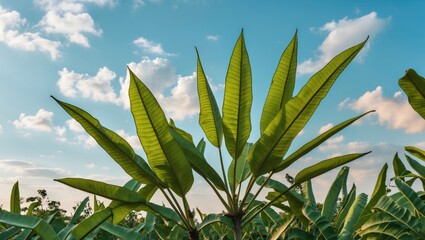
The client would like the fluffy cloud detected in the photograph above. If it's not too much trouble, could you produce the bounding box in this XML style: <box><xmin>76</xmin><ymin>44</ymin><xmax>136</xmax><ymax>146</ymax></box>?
<box><xmin>346</xmin><ymin>86</ymin><xmax>425</xmax><ymax>133</ymax></box>
<box><xmin>58</xmin><ymin>67</ymin><xmax>119</xmax><ymax>103</ymax></box>
<box><xmin>0</xmin><ymin>124</ymin><xmax>3</xmax><ymax>133</ymax></box>
<box><xmin>133</xmin><ymin>37</ymin><xmax>174</xmax><ymax>56</ymax></box>
<box><xmin>298</xmin><ymin>12</ymin><xmax>388</xmax><ymax>74</ymax></box>
<box><xmin>13</xmin><ymin>109</ymin><xmax>55</xmax><ymax>132</ymax></box>
<box><xmin>58</xmin><ymin>57</ymin><xmax>202</xmax><ymax>120</ymax></box>
<box><xmin>318</xmin><ymin>123</ymin><xmax>334</xmax><ymax>135</ymax></box>
<box><xmin>35</xmin><ymin>0</ymin><xmax>103</xmax><ymax>47</ymax></box>
<box><xmin>66</xmin><ymin>119</ymin><xmax>97</xmax><ymax>149</ymax></box>
<box><xmin>0</xmin><ymin>5</ymin><xmax>61</xmax><ymax>59</ymax></box>
<box><xmin>206</xmin><ymin>35</ymin><xmax>219</xmax><ymax>41</ymax></box>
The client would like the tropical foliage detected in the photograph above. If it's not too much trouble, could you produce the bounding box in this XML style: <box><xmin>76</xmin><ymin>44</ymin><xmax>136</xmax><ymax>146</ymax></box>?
<box><xmin>3</xmin><ymin>32</ymin><xmax>425</xmax><ymax>240</ymax></box>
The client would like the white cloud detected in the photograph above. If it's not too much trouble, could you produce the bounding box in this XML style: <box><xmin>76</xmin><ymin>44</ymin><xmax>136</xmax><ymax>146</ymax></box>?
<box><xmin>0</xmin><ymin>124</ymin><xmax>3</xmax><ymax>133</ymax></box>
<box><xmin>347</xmin><ymin>86</ymin><xmax>425</xmax><ymax>133</ymax></box>
<box><xmin>13</xmin><ymin>109</ymin><xmax>55</xmax><ymax>132</ymax></box>
<box><xmin>318</xmin><ymin>123</ymin><xmax>334</xmax><ymax>135</ymax></box>
<box><xmin>35</xmin><ymin>0</ymin><xmax>105</xmax><ymax>47</ymax></box>
<box><xmin>58</xmin><ymin>57</ymin><xmax>202</xmax><ymax>120</ymax></box>
<box><xmin>133</xmin><ymin>37</ymin><xmax>174</xmax><ymax>56</ymax></box>
<box><xmin>116</xmin><ymin>129</ymin><xmax>142</xmax><ymax>150</ymax></box>
<box><xmin>298</xmin><ymin>12</ymin><xmax>388</xmax><ymax>74</ymax></box>
<box><xmin>206</xmin><ymin>35</ymin><xmax>219</xmax><ymax>41</ymax></box>
<box><xmin>58</xmin><ymin>67</ymin><xmax>119</xmax><ymax>103</ymax></box>
<box><xmin>0</xmin><ymin>5</ymin><xmax>61</xmax><ymax>60</ymax></box>
<box><xmin>66</xmin><ymin>119</ymin><xmax>84</xmax><ymax>133</ymax></box>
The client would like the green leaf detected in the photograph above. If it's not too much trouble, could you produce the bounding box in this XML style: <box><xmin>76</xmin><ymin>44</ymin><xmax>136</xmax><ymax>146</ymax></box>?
<box><xmin>398</xmin><ymin>68</ymin><xmax>425</xmax><ymax>119</ymax></box>
<box><xmin>322</xmin><ymin>167</ymin><xmax>349</xmax><ymax>222</ymax></box>
<box><xmin>170</xmin><ymin>127</ymin><xmax>226</xmax><ymax>191</ymax></box>
<box><xmin>362</xmin><ymin>195</ymin><xmax>424</xmax><ymax>238</ymax></box>
<box><xmin>258</xmin><ymin>177</ymin><xmax>308</xmax><ymax>225</ymax></box>
<box><xmin>359</xmin><ymin>212</ymin><xmax>413</xmax><ymax>240</ymax></box>
<box><xmin>260</xmin><ymin>31</ymin><xmax>297</xmax><ymax>133</ymax></box>
<box><xmin>303</xmin><ymin>180</ymin><xmax>317</xmax><ymax>210</ymax></box>
<box><xmin>335</xmin><ymin>184</ymin><xmax>357</xmax><ymax>232</ymax></box>
<box><xmin>0</xmin><ymin>210</ymin><xmax>60</xmax><ymax>240</ymax></box>
<box><xmin>72</xmin><ymin>208</ymin><xmax>112</xmax><ymax>240</ymax></box>
<box><xmin>0</xmin><ymin>226</ymin><xmax>20</xmax><ymax>239</ymax></box>
<box><xmin>196</xmin><ymin>48</ymin><xmax>223</xmax><ymax>148</ymax></box>
<box><xmin>269</xmin><ymin>214</ymin><xmax>295</xmax><ymax>240</ymax></box>
<box><xmin>275</xmin><ymin>111</ymin><xmax>373</xmax><ymax>172</ymax></box>
<box><xmin>197</xmin><ymin>138</ymin><xmax>206</xmax><ymax>154</ymax></box>
<box><xmin>393</xmin><ymin>153</ymin><xmax>408</xmax><ymax>181</ymax></box>
<box><xmin>406</xmin><ymin>155</ymin><xmax>425</xmax><ymax>179</ymax></box>
<box><xmin>198</xmin><ymin>214</ymin><xmax>234</xmax><ymax>231</ymax></box>
<box><xmin>52</xmin><ymin>97</ymin><xmax>158</xmax><ymax>185</ymax></box>
<box><xmin>55</xmin><ymin>178</ymin><xmax>147</xmax><ymax>203</ymax></box>
<box><xmin>222</xmin><ymin>30</ymin><xmax>252</xmax><ymax>160</ymax></box>
<box><xmin>294</xmin><ymin>152</ymin><xmax>370</xmax><ymax>184</ymax></box>
<box><xmin>169</xmin><ymin>225</ymin><xmax>189</xmax><ymax>239</ymax></box>
<box><xmin>302</xmin><ymin>202</ymin><xmax>337</xmax><ymax>240</ymax></box>
<box><xmin>249</xmin><ymin>40</ymin><xmax>367</xmax><ymax>177</ymax></box>
<box><xmin>128</xmin><ymin>68</ymin><xmax>194</xmax><ymax>197</ymax></box>
<box><xmin>406</xmin><ymin>146</ymin><xmax>425</xmax><ymax>162</ymax></box>
<box><xmin>338</xmin><ymin>193</ymin><xmax>367</xmax><ymax>240</ymax></box>
<box><xmin>10</xmin><ymin>181</ymin><xmax>20</xmax><ymax>214</ymax></box>
<box><xmin>249</xmin><ymin>41</ymin><xmax>366</xmax><ymax>176</ymax></box>
<box><xmin>108</xmin><ymin>184</ymin><xmax>158</xmax><ymax>224</ymax></box>
<box><xmin>169</xmin><ymin>119</ymin><xmax>193</xmax><ymax>143</ymax></box>
<box><xmin>228</xmin><ymin>142</ymin><xmax>252</xmax><ymax>192</ymax></box>
<box><xmin>394</xmin><ymin>178</ymin><xmax>425</xmax><ymax>216</ymax></box>
<box><xmin>69</xmin><ymin>197</ymin><xmax>90</xmax><ymax>225</ymax></box>
<box><xmin>100</xmin><ymin>222</ymin><xmax>148</xmax><ymax>240</ymax></box>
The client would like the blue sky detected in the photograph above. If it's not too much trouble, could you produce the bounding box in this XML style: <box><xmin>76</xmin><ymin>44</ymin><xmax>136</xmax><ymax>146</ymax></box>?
<box><xmin>1</xmin><ymin>0</ymin><xmax>424</xmax><ymax>213</ymax></box>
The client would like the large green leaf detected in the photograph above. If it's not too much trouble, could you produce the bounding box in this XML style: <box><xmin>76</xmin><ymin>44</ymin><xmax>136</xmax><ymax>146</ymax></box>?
<box><xmin>69</xmin><ymin>197</ymin><xmax>90</xmax><ymax>224</ymax></box>
<box><xmin>198</xmin><ymin>214</ymin><xmax>234</xmax><ymax>231</ymax></box>
<box><xmin>10</xmin><ymin>181</ymin><xmax>20</xmax><ymax>214</ymax></box>
<box><xmin>52</xmin><ymin>97</ymin><xmax>158</xmax><ymax>185</ymax></box>
<box><xmin>0</xmin><ymin>226</ymin><xmax>20</xmax><ymax>239</ymax></box>
<box><xmin>394</xmin><ymin>178</ymin><xmax>425</xmax><ymax>216</ymax></box>
<box><xmin>269</xmin><ymin>214</ymin><xmax>295</xmax><ymax>240</ymax></box>
<box><xmin>406</xmin><ymin>155</ymin><xmax>425</xmax><ymax>179</ymax></box>
<box><xmin>338</xmin><ymin>193</ymin><xmax>367</xmax><ymax>240</ymax></box>
<box><xmin>228</xmin><ymin>142</ymin><xmax>253</xmax><ymax>192</ymax></box>
<box><xmin>128</xmin><ymin>68</ymin><xmax>193</xmax><ymax>197</ymax></box>
<box><xmin>260</xmin><ymin>31</ymin><xmax>298</xmax><ymax>133</ymax></box>
<box><xmin>222</xmin><ymin>30</ymin><xmax>252</xmax><ymax>160</ymax></box>
<box><xmin>303</xmin><ymin>180</ymin><xmax>317</xmax><ymax>210</ymax></box>
<box><xmin>356</xmin><ymin>163</ymin><xmax>388</xmax><ymax>229</ymax></box>
<box><xmin>170</xmin><ymin>127</ymin><xmax>226</xmax><ymax>191</ymax></box>
<box><xmin>321</xmin><ymin>167</ymin><xmax>349</xmax><ymax>222</ymax></box>
<box><xmin>0</xmin><ymin>210</ymin><xmax>60</xmax><ymax>240</ymax></box>
<box><xmin>294</xmin><ymin>152</ymin><xmax>370</xmax><ymax>184</ymax></box>
<box><xmin>55</xmin><ymin>178</ymin><xmax>147</xmax><ymax>203</ymax></box>
<box><xmin>393</xmin><ymin>153</ymin><xmax>409</xmax><ymax>182</ymax></box>
<box><xmin>108</xmin><ymin>184</ymin><xmax>158</xmax><ymax>224</ymax></box>
<box><xmin>249</xmin><ymin>40</ymin><xmax>367</xmax><ymax>177</ymax></box>
<box><xmin>302</xmin><ymin>202</ymin><xmax>337</xmax><ymax>240</ymax></box>
<box><xmin>398</xmin><ymin>68</ymin><xmax>425</xmax><ymax>119</ymax></box>
<box><xmin>359</xmin><ymin>212</ymin><xmax>413</xmax><ymax>240</ymax></box>
<box><xmin>275</xmin><ymin>111</ymin><xmax>373</xmax><ymax>172</ymax></box>
<box><xmin>72</xmin><ymin>208</ymin><xmax>112</xmax><ymax>240</ymax></box>
<box><xmin>361</xmin><ymin>195</ymin><xmax>425</xmax><ymax>238</ymax></box>
<box><xmin>335</xmin><ymin>184</ymin><xmax>357</xmax><ymax>232</ymax></box>
<box><xmin>197</xmin><ymin>48</ymin><xmax>223</xmax><ymax>148</ymax></box>
<box><xmin>405</xmin><ymin>146</ymin><xmax>425</xmax><ymax>161</ymax></box>
<box><xmin>100</xmin><ymin>222</ymin><xmax>148</xmax><ymax>240</ymax></box>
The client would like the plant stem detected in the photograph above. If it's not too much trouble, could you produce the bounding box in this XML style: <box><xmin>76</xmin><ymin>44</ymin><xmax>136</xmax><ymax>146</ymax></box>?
<box><xmin>206</xmin><ymin>179</ymin><xmax>232</xmax><ymax>211</ymax></box>
<box><xmin>242</xmin><ymin>184</ymin><xmax>296</xmax><ymax>227</ymax></box>
<box><xmin>232</xmin><ymin>214</ymin><xmax>242</xmax><ymax>240</ymax></box>
<box><xmin>238</xmin><ymin>176</ymin><xmax>256</xmax><ymax>211</ymax></box>
<box><xmin>218</xmin><ymin>147</ymin><xmax>229</xmax><ymax>191</ymax></box>
<box><xmin>242</xmin><ymin>173</ymin><xmax>273</xmax><ymax>212</ymax></box>
<box><xmin>159</xmin><ymin>188</ymin><xmax>190</xmax><ymax>229</ymax></box>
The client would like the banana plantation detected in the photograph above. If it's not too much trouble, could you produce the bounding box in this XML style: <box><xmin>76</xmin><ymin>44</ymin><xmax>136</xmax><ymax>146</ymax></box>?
<box><xmin>1</xmin><ymin>31</ymin><xmax>425</xmax><ymax>239</ymax></box>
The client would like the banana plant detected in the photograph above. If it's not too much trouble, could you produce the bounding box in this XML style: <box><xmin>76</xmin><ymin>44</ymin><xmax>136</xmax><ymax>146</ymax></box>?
<box><xmin>52</xmin><ymin>30</ymin><xmax>371</xmax><ymax>239</ymax></box>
